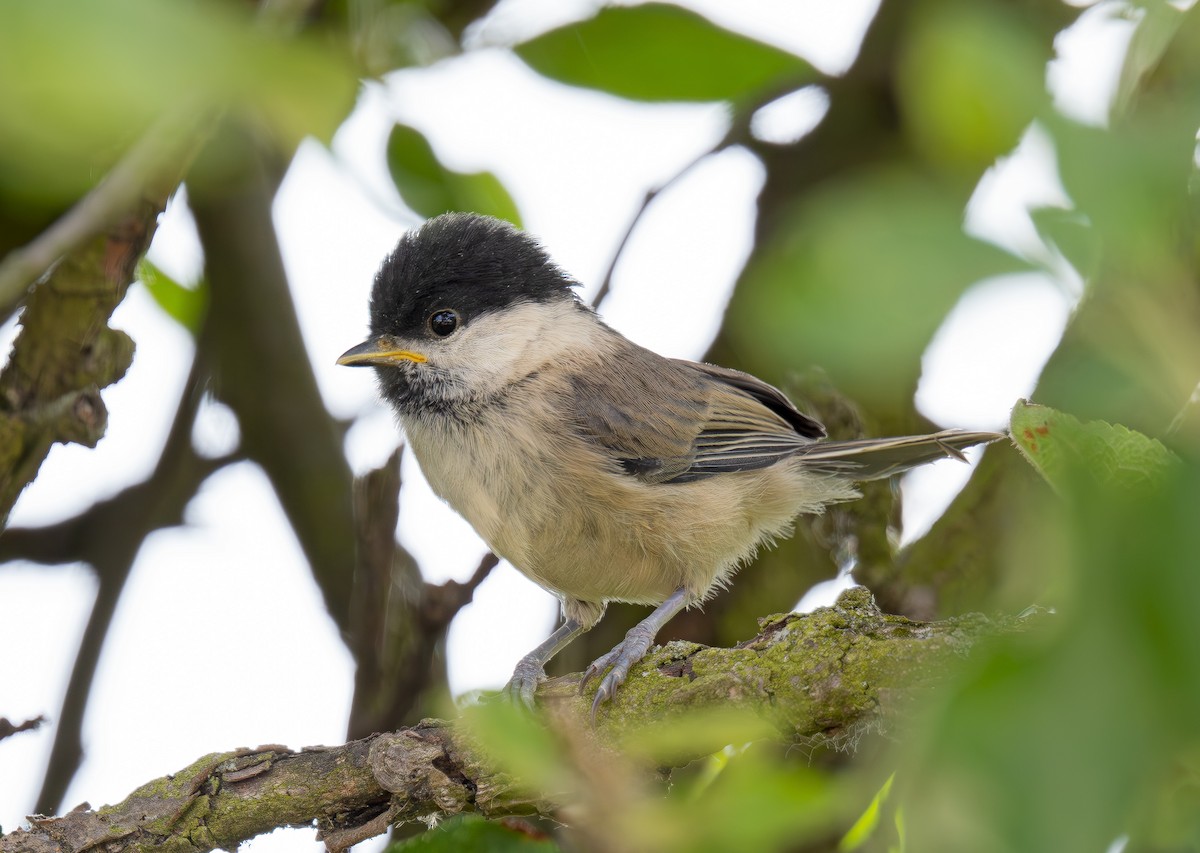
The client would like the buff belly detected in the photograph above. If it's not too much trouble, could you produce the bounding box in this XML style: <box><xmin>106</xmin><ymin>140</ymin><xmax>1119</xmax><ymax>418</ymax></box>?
<box><xmin>403</xmin><ymin>410</ymin><xmax>854</xmax><ymax>618</ymax></box>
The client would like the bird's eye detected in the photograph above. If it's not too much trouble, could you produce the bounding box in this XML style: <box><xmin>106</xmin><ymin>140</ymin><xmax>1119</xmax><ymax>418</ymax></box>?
<box><xmin>429</xmin><ymin>310</ymin><xmax>459</xmax><ymax>337</ymax></box>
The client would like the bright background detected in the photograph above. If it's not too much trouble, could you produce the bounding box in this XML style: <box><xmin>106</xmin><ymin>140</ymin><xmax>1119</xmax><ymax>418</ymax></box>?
<box><xmin>0</xmin><ymin>1</ymin><xmax>1131</xmax><ymax>848</ymax></box>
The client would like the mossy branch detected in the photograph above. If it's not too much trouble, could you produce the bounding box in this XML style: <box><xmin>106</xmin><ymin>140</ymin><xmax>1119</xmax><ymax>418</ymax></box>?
<box><xmin>0</xmin><ymin>208</ymin><xmax>154</xmax><ymax>523</ymax></box>
<box><xmin>0</xmin><ymin>589</ymin><xmax>1036</xmax><ymax>853</ymax></box>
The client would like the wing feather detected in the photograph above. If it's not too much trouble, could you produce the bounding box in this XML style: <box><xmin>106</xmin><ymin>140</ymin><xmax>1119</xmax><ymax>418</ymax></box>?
<box><xmin>568</xmin><ymin>354</ymin><xmax>822</xmax><ymax>484</ymax></box>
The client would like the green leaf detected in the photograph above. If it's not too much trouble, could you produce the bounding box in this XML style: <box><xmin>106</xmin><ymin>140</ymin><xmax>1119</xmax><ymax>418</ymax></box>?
<box><xmin>618</xmin><ymin>708</ymin><xmax>775</xmax><ymax>768</ymax></box>
<box><xmin>1029</xmin><ymin>206</ymin><xmax>1099</xmax><ymax>280</ymax></box>
<box><xmin>840</xmin><ymin>773</ymin><xmax>896</xmax><ymax>851</ymax></box>
<box><xmin>136</xmin><ymin>260</ymin><xmax>207</xmax><ymax>336</ymax></box>
<box><xmin>0</xmin><ymin>0</ymin><xmax>355</xmax><ymax>204</ymax></box>
<box><xmin>728</xmin><ymin>167</ymin><xmax>1027</xmax><ymax>411</ymax></box>
<box><xmin>1049</xmin><ymin>113</ymin><xmax>1197</xmax><ymax>277</ymax></box>
<box><xmin>1010</xmin><ymin>399</ymin><xmax>1178</xmax><ymax>491</ymax></box>
<box><xmin>458</xmin><ymin>701</ymin><xmax>574</xmax><ymax>795</ymax></box>
<box><xmin>386</xmin><ymin>124</ymin><xmax>522</xmax><ymax>225</ymax></box>
<box><xmin>385</xmin><ymin>815</ymin><xmax>560</xmax><ymax>852</ymax></box>
<box><xmin>514</xmin><ymin>4</ymin><xmax>815</xmax><ymax>103</ymax></box>
<box><xmin>625</xmin><ymin>744</ymin><xmax>839</xmax><ymax>852</ymax></box>
<box><xmin>1112</xmin><ymin>2</ymin><xmax>1186</xmax><ymax>118</ymax></box>
<box><xmin>897</xmin><ymin>5</ymin><xmax>1049</xmax><ymax>174</ymax></box>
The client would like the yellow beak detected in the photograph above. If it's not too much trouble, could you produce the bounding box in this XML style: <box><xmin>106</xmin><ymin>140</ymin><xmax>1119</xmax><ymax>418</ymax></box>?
<box><xmin>336</xmin><ymin>337</ymin><xmax>428</xmax><ymax>367</ymax></box>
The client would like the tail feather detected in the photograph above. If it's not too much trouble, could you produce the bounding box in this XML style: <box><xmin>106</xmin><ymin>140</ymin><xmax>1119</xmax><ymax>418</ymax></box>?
<box><xmin>797</xmin><ymin>429</ymin><xmax>1006</xmax><ymax>481</ymax></box>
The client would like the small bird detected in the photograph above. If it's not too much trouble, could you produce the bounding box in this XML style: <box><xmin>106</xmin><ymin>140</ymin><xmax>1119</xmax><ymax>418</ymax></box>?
<box><xmin>339</xmin><ymin>213</ymin><xmax>1003</xmax><ymax>716</ymax></box>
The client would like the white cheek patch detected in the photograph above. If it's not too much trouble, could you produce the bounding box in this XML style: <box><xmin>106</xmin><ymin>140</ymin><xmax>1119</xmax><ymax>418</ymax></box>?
<box><xmin>432</xmin><ymin>300</ymin><xmax>606</xmax><ymax>394</ymax></box>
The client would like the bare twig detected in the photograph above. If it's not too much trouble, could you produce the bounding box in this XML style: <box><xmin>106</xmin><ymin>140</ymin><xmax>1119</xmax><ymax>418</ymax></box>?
<box><xmin>16</xmin><ymin>356</ymin><xmax>241</xmax><ymax>816</ymax></box>
<box><xmin>590</xmin><ymin>140</ymin><xmax>732</xmax><ymax>310</ymax></box>
<box><xmin>422</xmin><ymin>551</ymin><xmax>499</xmax><ymax>630</ymax></box>
<box><xmin>346</xmin><ymin>444</ymin><xmax>499</xmax><ymax>737</ymax></box>
<box><xmin>0</xmin><ymin>716</ymin><xmax>46</xmax><ymax>743</ymax></box>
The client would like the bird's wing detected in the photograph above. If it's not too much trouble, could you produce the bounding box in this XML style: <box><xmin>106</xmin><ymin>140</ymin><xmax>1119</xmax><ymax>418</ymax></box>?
<box><xmin>683</xmin><ymin>361</ymin><xmax>825</xmax><ymax>439</ymax></box>
<box><xmin>567</xmin><ymin>357</ymin><xmax>823</xmax><ymax>485</ymax></box>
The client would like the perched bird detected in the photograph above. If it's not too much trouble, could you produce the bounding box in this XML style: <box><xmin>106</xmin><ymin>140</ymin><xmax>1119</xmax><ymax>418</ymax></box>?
<box><xmin>338</xmin><ymin>213</ymin><xmax>1003</xmax><ymax>715</ymax></box>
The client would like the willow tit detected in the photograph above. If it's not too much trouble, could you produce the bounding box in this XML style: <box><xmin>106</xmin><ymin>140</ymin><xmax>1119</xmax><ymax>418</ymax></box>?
<box><xmin>338</xmin><ymin>213</ymin><xmax>1003</xmax><ymax>715</ymax></box>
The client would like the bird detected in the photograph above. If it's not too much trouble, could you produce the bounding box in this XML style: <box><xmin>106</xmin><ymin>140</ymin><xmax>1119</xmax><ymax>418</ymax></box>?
<box><xmin>338</xmin><ymin>212</ymin><xmax>1004</xmax><ymax>717</ymax></box>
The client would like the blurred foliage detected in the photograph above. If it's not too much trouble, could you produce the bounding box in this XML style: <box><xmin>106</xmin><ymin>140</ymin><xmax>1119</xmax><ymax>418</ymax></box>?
<box><xmin>0</xmin><ymin>0</ymin><xmax>355</xmax><ymax>210</ymax></box>
<box><xmin>731</xmin><ymin>167</ymin><xmax>1027</xmax><ymax>411</ymax></box>
<box><xmin>460</xmin><ymin>699</ymin><xmax>847</xmax><ymax>853</ymax></box>
<box><xmin>4</xmin><ymin>0</ymin><xmax>1200</xmax><ymax>851</ymax></box>
<box><xmin>900</xmin><ymin>451</ymin><xmax>1200</xmax><ymax>853</ymax></box>
<box><xmin>384</xmin><ymin>815</ymin><xmax>559</xmax><ymax>853</ymax></box>
<box><xmin>839</xmin><ymin>772</ymin><xmax>899</xmax><ymax>852</ymax></box>
<box><xmin>897</xmin><ymin>5</ymin><xmax>1051</xmax><ymax>177</ymax></box>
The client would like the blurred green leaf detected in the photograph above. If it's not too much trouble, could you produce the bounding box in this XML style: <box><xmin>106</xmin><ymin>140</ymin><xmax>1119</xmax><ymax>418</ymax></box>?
<box><xmin>1010</xmin><ymin>399</ymin><xmax>1178</xmax><ymax>491</ymax></box>
<box><xmin>459</xmin><ymin>701</ymin><xmax>574</xmax><ymax>796</ymax></box>
<box><xmin>840</xmin><ymin>772</ymin><xmax>895</xmax><ymax>851</ymax></box>
<box><xmin>901</xmin><ymin>454</ymin><xmax>1200</xmax><ymax>852</ymax></box>
<box><xmin>1113</xmin><ymin>1</ymin><xmax>1187</xmax><ymax>117</ymax></box>
<box><xmin>619</xmin><ymin>708</ymin><xmax>775</xmax><ymax>768</ymax></box>
<box><xmin>623</xmin><ymin>744</ymin><xmax>840</xmax><ymax>852</ymax></box>
<box><xmin>514</xmin><ymin>4</ymin><xmax>815</xmax><ymax>103</ymax></box>
<box><xmin>387</xmin><ymin>123</ymin><xmax>522</xmax><ymax>225</ymax></box>
<box><xmin>1029</xmin><ymin>205</ymin><xmax>1099</xmax><ymax>280</ymax></box>
<box><xmin>137</xmin><ymin>260</ymin><xmax>207</xmax><ymax>336</ymax></box>
<box><xmin>0</xmin><ymin>0</ymin><xmax>355</xmax><ymax>204</ymax></box>
<box><xmin>385</xmin><ymin>815</ymin><xmax>559</xmax><ymax>852</ymax></box>
<box><xmin>898</xmin><ymin>4</ymin><xmax>1049</xmax><ymax>174</ymax></box>
<box><xmin>729</xmin><ymin>168</ymin><xmax>1026</xmax><ymax>410</ymax></box>
<box><xmin>1049</xmin><ymin>113</ymin><xmax>1197</xmax><ymax>277</ymax></box>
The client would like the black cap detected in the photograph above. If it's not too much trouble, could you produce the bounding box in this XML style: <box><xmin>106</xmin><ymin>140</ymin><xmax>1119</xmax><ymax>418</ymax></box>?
<box><xmin>368</xmin><ymin>213</ymin><xmax>578</xmax><ymax>339</ymax></box>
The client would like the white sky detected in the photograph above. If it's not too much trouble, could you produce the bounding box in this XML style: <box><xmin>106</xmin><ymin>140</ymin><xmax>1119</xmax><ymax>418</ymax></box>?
<box><xmin>0</xmin><ymin>2</ymin><xmax>1133</xmax><ymax>850</ymax></box>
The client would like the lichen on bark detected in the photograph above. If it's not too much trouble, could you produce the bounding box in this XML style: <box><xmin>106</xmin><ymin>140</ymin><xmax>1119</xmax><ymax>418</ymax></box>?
<box><xmin>0</xmin><ymin>205</ymin><xmax>156</xmax><ymax>523</ymax></box>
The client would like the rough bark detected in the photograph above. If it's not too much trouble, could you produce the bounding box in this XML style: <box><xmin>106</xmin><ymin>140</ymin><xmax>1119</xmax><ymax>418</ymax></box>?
<box><xmin>0</xmin><ymin>588</ymin><xmax>1036</xmax><ymax>853</ymax></box>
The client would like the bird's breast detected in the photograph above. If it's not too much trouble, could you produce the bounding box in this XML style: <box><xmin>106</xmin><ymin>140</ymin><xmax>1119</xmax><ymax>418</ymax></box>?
<box><xmin>398</xmin><ymin>396</ymin><xmax>832</xmax><ymax>610</ymax></box>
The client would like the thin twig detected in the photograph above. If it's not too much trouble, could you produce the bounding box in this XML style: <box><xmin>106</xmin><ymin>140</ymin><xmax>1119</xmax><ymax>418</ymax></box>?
<box><xmin>0</xmin><ymin>715</ymin><xmax>45</xmax><ymax>743</ymax></box>
<box><xmin>422</xmin><ymin>551</ymin><xmax>500</xmax><ymax>630</ymax></box>
<box><xmin>590</xmin><ymin>137</ymin><xmax>733</xmax><ymax>310</ymax></box>
<box><xmin>31</xmin><ymin>356</ymin><xmax>234</xmax><ymax>815</ymax></box>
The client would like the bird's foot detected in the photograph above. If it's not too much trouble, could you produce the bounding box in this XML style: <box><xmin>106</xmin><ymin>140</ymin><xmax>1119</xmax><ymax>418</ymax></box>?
<box><xmin>505</xmin><ymin>654</ymin><xmax>547</xmax><ymax>709</ymax></box>
<box><xmin>580</xmin><ymin>622</ymin><xmax>658</xmax><ymax>723</ymax></box>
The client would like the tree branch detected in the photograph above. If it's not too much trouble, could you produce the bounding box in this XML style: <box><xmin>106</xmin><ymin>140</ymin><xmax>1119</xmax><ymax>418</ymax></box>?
<box><xmin>189</xmin><ymin>124</ymin><xmax>358</xmax><ymax>636</ymax></box>
<box><xmin>1</xmin><ymin>589</ymin><xmax>1037</xmax><ymax>853</ymax></box>
<box><xmin>0</xmin><ymin>203</ymin><xmax>158</xmax><ymax>524</ymax></box>
<box><xmin>0</xmin><ymin>114</ymin><xmax>205</xmax><ymax>323</ymax></box>
<box><xmin>4</xmin><ymin>355</ymin><xmax>241</xmax><ymax>817</ymax></box>
<box><xmin>347</xmin><ymin>448</ymin><xmax>499</xmax><ymax>738</ymax></box>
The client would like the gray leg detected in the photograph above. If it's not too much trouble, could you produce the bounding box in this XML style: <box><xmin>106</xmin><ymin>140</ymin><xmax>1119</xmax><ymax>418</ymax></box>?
<box><xmin>506</xmin><ymin>618</ymin><xmax>588</xmax><ymax>707</ymax></box>
<box><xmin>581</xmin><ymin>586</ymin><xmax>689</xmax><ymax>721</ymax></box>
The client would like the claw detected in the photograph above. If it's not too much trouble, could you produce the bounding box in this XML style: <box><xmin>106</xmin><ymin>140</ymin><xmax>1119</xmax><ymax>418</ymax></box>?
<box><xmin>505</xmin><ymin>618</ymin><xmax>588</xmax><ymax>710</ymax></box>
<box><xmin>579</xmin><ymin>648</ymin><xmax>620</xmax><ymax>694</ymax></box>
<box><xmin>580</xmin><ymin>586</ymin><xmax>691</xmax><ymax>724</ymax></box>
<box><xmin>581</xmin><ymin>632</ymin><xmax>654</xmax><ymax>723</ymax></box>
<box><xmin>505</xmin><ymin>657</ymin><xmax>545</xmax><ymax>709</ymax></box>
<box><xmin>590</xmin><ymin>679</ymin><xmax>614</xmax><ymax>726</ymax></box>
